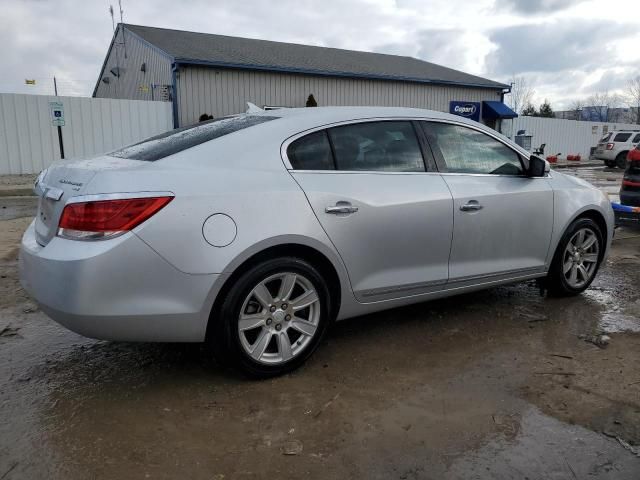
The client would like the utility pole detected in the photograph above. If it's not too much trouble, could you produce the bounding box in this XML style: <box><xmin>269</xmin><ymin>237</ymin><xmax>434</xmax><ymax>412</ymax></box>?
<box><xmin>119</xmin><ymin>0</ymin><xmax>127</xmax><ymax>58</ymax></box>
<box><xmin>53</xmin><ymin>76</ymin><xmax>64</xmax><ymax>159</ymax></box>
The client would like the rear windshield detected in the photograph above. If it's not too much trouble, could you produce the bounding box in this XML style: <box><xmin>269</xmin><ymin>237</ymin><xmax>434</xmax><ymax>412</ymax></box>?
<box><xmin>613</xmin><ymin>132</ymin><xmax>632</xmax><ymax>142</ymax></box>
<box><xmin>599</xmin><ymin>132</ymin><xmax>612</xmax><ymax>142</ymax></box>
<box><xmin>109</xmin><ymin>115</ymin><xmax>278</xmax><ymax>161</ymax></box>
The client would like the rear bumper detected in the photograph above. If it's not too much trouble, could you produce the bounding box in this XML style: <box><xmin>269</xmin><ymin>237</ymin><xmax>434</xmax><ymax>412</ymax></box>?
<box><xmin>613</xmin><ymin>200</ymin><xmax>640</xmax><ymax>229</ymax></box>
<box><xmin>594</xmin><ymin>151</ymin><xmax>616</xmax><ymax>161</ymax></box>
<box><xmin>19</xmin><ymin>220</ymin><xmax>223</xmax><ymax>342</ymax></box>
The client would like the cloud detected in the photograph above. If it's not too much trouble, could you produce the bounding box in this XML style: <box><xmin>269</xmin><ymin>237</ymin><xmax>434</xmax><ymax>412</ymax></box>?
<box><xmin>379</xmin><ymin>29</ymin><xmax>495</xmax><ymax>77</ymax></box>
<box><xmin>0</xmin><ymin>0</ymin><xmax>638</xmax><ymax>111</ymax></box>
<box><xmin>501</xmin><ymin>0</ymin><xmax>583</xmax><ymax>13</ymax></box>
<box><xmin>485</xmin><ymin>21</ymin><xmax>637</xmax><ymax>76</ymax></box>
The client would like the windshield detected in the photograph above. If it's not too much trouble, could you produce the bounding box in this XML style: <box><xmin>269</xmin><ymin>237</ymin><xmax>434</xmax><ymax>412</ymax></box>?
<box><xmin>109</xmin><ymin>115</ymin><xmax>279</xmax><ymax>161</ymax></box>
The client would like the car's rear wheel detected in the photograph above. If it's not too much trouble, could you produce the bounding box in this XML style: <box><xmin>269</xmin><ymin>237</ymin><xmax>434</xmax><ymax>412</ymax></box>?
<box><xmin>604</xmin><ymin>159</ymin><xmax>616</xmax><ymax>168</ymax></box>
<box><xmin>210</xmin><ymin>257</ymin><xmax>331</xmax><ymax>378</ymax></box>
<box><xmin>616</xmin><ymin>152</ymin><xmax>628</xmax><ymax>169</ymax></box>
<box><xmin>546</xmin><ymin>218</ymin><xmax>603</xmax><ymax>296</ymax></box>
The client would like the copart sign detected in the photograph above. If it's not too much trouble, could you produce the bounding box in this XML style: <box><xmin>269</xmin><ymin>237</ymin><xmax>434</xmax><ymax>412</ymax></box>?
<box><xmin>449</xmin><ymin>101</ymin><xmax>480</xmax><ymax>122</ymax></box>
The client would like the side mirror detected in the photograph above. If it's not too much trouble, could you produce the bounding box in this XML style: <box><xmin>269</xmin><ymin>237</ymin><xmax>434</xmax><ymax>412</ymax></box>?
<box><xmin>528</xmin><ymin>155</ymin><xmax>550</xmax><ymax>177</ymax></box>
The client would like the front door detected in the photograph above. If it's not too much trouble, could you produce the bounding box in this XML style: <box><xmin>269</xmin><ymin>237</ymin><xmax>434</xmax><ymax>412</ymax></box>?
<box><xmin>286</xmin><ymin>120</ymin><xmax>453</xmax><ymax>302</ymax></box>
<box><xmin>421</xmin><ymin>121</ymin><xmax>554</xmax><ymax>284</ymax></box>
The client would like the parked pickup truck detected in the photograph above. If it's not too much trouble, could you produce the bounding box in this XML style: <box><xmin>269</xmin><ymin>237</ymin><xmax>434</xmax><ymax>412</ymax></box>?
<box><xmin>594</xmin><ymin>130</ymin><xmax>640</xmax><ymax>168</ymax></box>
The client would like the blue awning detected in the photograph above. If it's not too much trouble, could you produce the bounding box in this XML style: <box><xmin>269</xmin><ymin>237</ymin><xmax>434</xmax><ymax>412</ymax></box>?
<box><xmin>482</xmin><ymin>101</ymin><xmax>518</xmax><ymax>119</ymax></box>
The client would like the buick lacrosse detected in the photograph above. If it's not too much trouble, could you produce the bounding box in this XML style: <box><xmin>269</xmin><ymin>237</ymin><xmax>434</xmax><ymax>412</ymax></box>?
<box><xmin>20</xmin><ymin>106</ymin><xmax>613</xmax><ymax>377</ymax></box>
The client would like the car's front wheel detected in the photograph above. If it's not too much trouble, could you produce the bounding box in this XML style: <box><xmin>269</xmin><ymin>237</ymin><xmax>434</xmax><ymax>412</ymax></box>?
<box><xmin>546</xmin><ymin>218</ymin><xmax>603</xmax><ymax>296</ymax></box>
<box><xmin>211</xmin><ymin>257</ymin><xmax>331</xmax><ymax>378</ymax></box>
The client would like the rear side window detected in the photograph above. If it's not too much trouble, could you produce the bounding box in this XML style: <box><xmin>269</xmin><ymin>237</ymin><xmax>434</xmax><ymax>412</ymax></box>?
<box><xmin>613</xmin><ymin>132</ymin><xmax>632</xmax><ymax>142</ymax></box>
<box><xmin>328</xmin><ymin>121</ymin><xmax>425</xmax><ymax>172</ymax></box>
<box><xmin>110</xmin><ymin>115</ymin><xmax>278</xmax><ymax>161</ymax></box>
<box><xmin>633</xmin><ymin>133</ymin><xmax>640</xmax><ymax>143</ymax></box>
<box><xmin>287</xmin><ymin>131</ymin><xmax>334</xmax><ymax>170</ymax></box>
<box><xmin>599</xmin><ymin>132</ymin><xmax>612</xmax><ymax>142</ymax></box>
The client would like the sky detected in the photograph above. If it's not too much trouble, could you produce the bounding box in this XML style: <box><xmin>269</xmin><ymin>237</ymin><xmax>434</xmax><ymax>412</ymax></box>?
<box><xmin>0</xmin><ymin>0</ymin><xmax>638</xmax><ymax>110</ymax></box>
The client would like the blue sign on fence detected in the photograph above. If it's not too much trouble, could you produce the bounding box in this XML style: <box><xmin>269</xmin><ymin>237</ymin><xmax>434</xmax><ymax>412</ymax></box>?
<box><xmin>449</xmin><ymin>101</ymin><xmax>481</xmax><ymax>122</ymax></box>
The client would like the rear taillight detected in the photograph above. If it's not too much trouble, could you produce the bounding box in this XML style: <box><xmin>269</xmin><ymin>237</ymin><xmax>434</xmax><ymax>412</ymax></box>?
<box><xmin>58</xmin><ymin>196</ymin><xmax>173</xmax><ymax>240</ymax></box>
<box><xmin>606</xmin><ymin>143</ymin><xmax>614</xmax><ymax>150</ymax></box>
<box><xmin>623</xmin><ymin>179</ymin><xmax>640</xmax><ymax>187</ymax></box>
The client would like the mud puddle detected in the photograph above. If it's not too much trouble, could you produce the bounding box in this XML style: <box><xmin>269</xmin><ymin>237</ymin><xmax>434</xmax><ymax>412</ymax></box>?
<box><xmin>1</xmin><ymin>216</ymin><xmax>639</xmax><ymax>479</ymax></box>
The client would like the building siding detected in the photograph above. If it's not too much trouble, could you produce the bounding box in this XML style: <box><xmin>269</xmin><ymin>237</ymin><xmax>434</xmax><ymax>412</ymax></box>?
<box><xmin>504</xmin><ymin>116</ymin><xmax>640</xmax><ymax>159</ymax></box>
<box><xmin>94</xmin><ymin>26</ymin><xmax>172</xmax><ymax>102</ymax></box>
<box><xmin>0</xmin><ymin>93</ymin><xmax>172</xmax><ymax>175</ymax></box>
<box><xmin>176</xmin><ymin>66</ymin><xmax>503</xmax><ymax>126</ymax></box>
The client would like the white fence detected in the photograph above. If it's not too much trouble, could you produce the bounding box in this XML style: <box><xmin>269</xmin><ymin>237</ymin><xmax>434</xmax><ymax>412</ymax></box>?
<box><xmin>0</xmin><ymin>94</ymin><xmax>172</xmax><ymax>175</ymax></box>
<box><xmin>503</xmin><ymin>116</ymin><xmax>639</xmax><ymax>159</ymax></box>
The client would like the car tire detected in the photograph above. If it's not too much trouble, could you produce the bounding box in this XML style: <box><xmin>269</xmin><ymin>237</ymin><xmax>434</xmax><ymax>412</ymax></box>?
<box><xmin>209</xmin><ymin>257</ymin><xmax>331</xmax><ymax>378</ymax></box>
<box><xmin>604</xmin><ymin>159</ymin><xmax>616</xmax><ymax>168</ymax></box>
<box><xmin>615</xmin><ymin>152</ymin><xmax>627</xmax><ymax>169</ymax></box>
<box><xmin>546</xmin><ymin>218</ymin><xmax>604</xmax><ymax>296</ymax></box>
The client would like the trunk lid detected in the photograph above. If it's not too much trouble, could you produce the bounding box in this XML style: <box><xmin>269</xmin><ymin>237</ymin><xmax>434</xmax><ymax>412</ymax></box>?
<box><xmin>34</xmin><ymin>156</ymin><xmax>142</xmax><ymax>246</ymax></box>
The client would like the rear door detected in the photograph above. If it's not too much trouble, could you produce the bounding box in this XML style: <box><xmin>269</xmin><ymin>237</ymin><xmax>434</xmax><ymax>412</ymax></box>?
<box><xmin>286</xmin><ymin>120</ymin><xmax>453</xmax><ymax>302</ymax></box>
<box><xmin>421</xmin><ymin>121</ymin><xmax>554</xmax><ymax>285</ymax></box>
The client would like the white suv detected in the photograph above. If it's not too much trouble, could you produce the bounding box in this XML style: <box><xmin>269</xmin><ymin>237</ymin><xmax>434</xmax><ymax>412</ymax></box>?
<box><xmin>594</xmin><ymin>130</ymin><xmax>640</xmax><ymax>168</ymax></box>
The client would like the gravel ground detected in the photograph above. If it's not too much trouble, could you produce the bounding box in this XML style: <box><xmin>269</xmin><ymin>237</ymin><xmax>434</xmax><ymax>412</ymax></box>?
<box><xmin>0</xmin><ymin>166</ymin><xmax>639</xmax><ymax>479</ymax></box>
<box><xmin>0</xmin><ymin>174</ymin><xmax>37</xmax><ymax>187</ymax></box>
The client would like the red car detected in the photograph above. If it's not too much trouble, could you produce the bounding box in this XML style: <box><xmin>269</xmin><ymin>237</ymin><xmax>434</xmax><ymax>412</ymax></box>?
<box><xmin>620</xmin><ymin>145</ymin><xmax>640</xmax><ymax>207</ymax></box>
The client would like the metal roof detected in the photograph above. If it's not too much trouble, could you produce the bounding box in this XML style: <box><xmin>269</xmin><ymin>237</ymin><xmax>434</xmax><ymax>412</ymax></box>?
<box><xmin>123</xmin><ymin>24</ymin><xmax>509</xmax><ymax>90</ymax></box>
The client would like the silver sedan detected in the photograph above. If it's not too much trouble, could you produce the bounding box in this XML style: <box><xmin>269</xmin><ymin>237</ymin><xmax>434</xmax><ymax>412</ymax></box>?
<box><xmin>19</xmin><ymin>107</ymin><xmax>614</xmax><ymax>377</ymax></box>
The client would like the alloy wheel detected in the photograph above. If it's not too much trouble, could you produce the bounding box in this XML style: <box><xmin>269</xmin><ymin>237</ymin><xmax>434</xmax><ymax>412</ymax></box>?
<box><xmin>237</xmin><ymin>272</ymin><xmax>321</xmax><ymax>365</ymax></box>
<box><xmin>562</xmin><ymin>227</ymin><xmax>600</xmax><ymax>289</ymax></box>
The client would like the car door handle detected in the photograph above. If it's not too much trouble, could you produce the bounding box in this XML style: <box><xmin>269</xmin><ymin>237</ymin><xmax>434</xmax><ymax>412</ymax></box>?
<box><xmin>325</xmin><ymin>203</ymin><xmax>359</xmax><ymax>215</ymax></box>
<box><xmin>460</xmin><ymin>202</ymin><xmax>483</xmax><ymax>212</ymax></box>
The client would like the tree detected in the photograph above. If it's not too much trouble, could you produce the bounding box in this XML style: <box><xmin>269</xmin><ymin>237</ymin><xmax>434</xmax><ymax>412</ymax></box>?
<box><xmin>538</xmin><ymin>99</ymin><xmax>554</xmax><ymax>118</ymax></box>
<box><xmin>506</xmin><ymin>76</ymin><xmax>535</xmax><ymax>114</ymax></box>
<box><xmin>585</xmin><ymin>91</ymin><xmax>622</xmax><ymax>122</ymax></box>
<box><xmin>625</xmin><ymin>76</ymin><xmax>640</xmax><ymax>124</ymax></box>
<box><xmin>568</xmin><ymin>99</ymin><xmax>584</xmax><ymax>120</ymax></box>
<box><xmin>305</xmin><ymin>94</ymin><xmax>318</xmax><ymax>107</ymax></box>
<box><xmin>521</xmin><ymin>103</ymin><xmax>537</xmax><ymax>116</ymax></box>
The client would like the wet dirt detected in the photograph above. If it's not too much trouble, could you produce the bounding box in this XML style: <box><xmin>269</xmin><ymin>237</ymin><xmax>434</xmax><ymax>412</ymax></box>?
<box><xmin>1</xmin><ymin>208</ymin><xmax>640</xmax><ymax>478</ymax></box>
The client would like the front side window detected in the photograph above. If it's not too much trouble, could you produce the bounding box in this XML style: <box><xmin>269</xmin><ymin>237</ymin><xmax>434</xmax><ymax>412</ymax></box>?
<box><xmin>328</xmin><ymin>121</ymin><xmax>425</xmax><ymax>172</ymax></box>
<box><xmin>425</xmin><ymin>123</ymin><xmax>523</xmax><ymax>175</ymax></box>
<box><xmin>613</xmin><ymin>132</ymin><xmax>632</xmax><ymax>142</ymax></box>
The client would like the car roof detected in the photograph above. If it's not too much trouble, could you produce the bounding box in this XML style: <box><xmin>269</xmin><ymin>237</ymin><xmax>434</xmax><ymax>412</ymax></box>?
<box><xmin>258</xmin><ymin>105</ymin><xmax>470</xmax><ymax>124</ymax></box>
<box><xmin>252</xmin><ymin>106</ymin><xmax>530</xmax><ymax>157</ymax></box>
